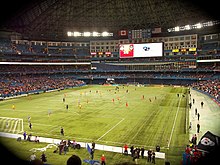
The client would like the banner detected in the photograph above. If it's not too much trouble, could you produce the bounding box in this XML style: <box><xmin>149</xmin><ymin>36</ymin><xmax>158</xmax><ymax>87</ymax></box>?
<box><xmin>197</xmin><ymin>131</ymin><xmax>220</xmax><ymax>153</ymax></box>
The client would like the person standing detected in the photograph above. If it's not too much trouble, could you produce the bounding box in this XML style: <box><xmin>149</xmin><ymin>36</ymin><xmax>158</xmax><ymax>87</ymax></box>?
<box><xmin>189</xmin><ymin>122</ymin><xmax>192</xmax><ymax>130</ymax></box>
<box><xmin>195</xmin><ymin>108</ymin><xmax>197</xmax><ymax>116</ymax></box>
<box><xmin>201</xmin><ymin>101</ymin><xmax>204</xmax><ymax>108</ymax></box>
<box><xmin>23</xmin><ymin>131</ymin><xmax>27</xmax><ymax>140</ymax></box>
<box><xmin>100</xmin><ymin>154</ymin><xmax>106</xmax><ymax>165</ymax></box>
<box><xmin>29</xmin><ymin>122</ymin><xmax>32</xmax><ymax>130</ymax></box>
<box><xmin>197</xmin><ymin>123</ymin><xmax>200</xmax><ymax>133</ymax></box>
<box><xmin>90</xmin><ymin>148</ymin><xmax>94</xmax><ymax>160</ymax></box>
<box><xmin>197</xmin><ymin>113</ymin><xmax>200</xmax><ymax>121</ymax></box>
<box><xmin>60</xmin><ymin>127</ymin><xmax>64</xmax><ymax>136</ymax></box>
<box><xmin>64</xmin><ymin>143</ymin><xmax>68</xmax><ymax>155</ymax></box>
<box><xmin>130</xmin><ymin>145</ymin><xmax>134</xmax><ymax>157</ymax></box>
<box><xmin>123</xmin><ymin>144</ymin><xmax>128</xmax><ymax>155</ymax></box>
<box><xmin>28</xmin><ymin>115</ymin><xmax>31</xmax><ymax>123</ymax></box>
<box><xmin>66</xmin><ymin>104</ymin><xmax>69</xmax><ymax>110</ymax></box>
<box><xmin>151</xmin><ymin>150</ymin><xmax>156</xmax><ymax>164</ymax></box>
<box><xmin>92</xmin><ymin>141</ymin><xmax>96</xmax><ymax>150</ymax></box>
<box><xmin>147</xmin><ymin>149</ymin><xmax>152</xmax><ymax>162</ymax></box>
<box><xmin>141</xmin><ymin>146</ymin><xmax>145</xmax><ymax>158</ymax></box>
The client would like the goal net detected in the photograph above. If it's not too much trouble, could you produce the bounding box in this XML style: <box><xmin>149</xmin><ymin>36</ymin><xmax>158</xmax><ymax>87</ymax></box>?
<box><xmin>0</xmin><ymin>117</ymin><xmax>23</xmax><ymax>134</ymax></box>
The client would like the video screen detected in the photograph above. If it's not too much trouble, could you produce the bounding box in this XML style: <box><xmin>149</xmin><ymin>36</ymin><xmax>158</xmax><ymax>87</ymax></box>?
<box><xmin>119</xmin><ymin>43</ymin><xmax>163</xmax><ymax>58</ymax></box>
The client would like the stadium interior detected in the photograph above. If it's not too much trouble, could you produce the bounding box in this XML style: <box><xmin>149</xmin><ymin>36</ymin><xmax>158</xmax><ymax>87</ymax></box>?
<box><xmin>0</xmin><ymin>0</ymin><xmax>220</xmax><ymax>165</ymax></box>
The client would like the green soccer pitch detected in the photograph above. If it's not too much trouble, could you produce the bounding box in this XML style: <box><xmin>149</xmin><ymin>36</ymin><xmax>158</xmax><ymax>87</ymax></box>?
<box><xmin>0</xmin><ymin>85</ymin><xmax>190</xmax><ymax>165</ymax></box>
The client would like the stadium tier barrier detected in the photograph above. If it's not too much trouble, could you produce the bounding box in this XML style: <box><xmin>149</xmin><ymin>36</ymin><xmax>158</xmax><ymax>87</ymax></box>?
<box><xmin>0</xmin><ymin>132</ymin><xmax>165</xmax><ymax>159</ymax></box>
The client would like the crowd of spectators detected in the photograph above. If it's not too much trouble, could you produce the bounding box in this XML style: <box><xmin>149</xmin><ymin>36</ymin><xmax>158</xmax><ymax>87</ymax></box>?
<box><xmin>0</xmin><ymin>75</ymin><xmax>85</xmax><ymax>98</ymax></box>
<box><xmin>191</xmin><ymin>79</ymin><xmax>220</xmax><ymax>101</ymax></box>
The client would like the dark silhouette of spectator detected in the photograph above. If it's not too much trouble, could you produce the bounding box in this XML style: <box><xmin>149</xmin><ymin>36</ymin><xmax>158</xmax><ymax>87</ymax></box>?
<box><xmin>92</xmin><ymin>141</ymin><xmax>96</xmax><ymax>149</ymax></box>
<box><xmin>66</xmin><ymin>104</ymin><xmax>69</xmax><ymax>110</ymax></box>
<box><xmin>141</xmin><ymin>146</ymin><xmax>145</xmax><ymax>158</ymax></box>
<box><xmin>66</xmin><ymin>155</ymin><xmax>82</xmax><ymax>165</ymax></box>
<box><xmin>197</xmin><ymin>123</ymin><xmax>200</xmax><ymax>133</ymax></box>
<box><xmin>23</xmin><ymin>131</ymin><xmax>27</xmax><ymax>140</ymax></box>
<box><xmin>189</xmin><ymin>102</ymin><xmax>192</xmax><ymax>109</ymax></box>
<box><xmin>198</xmin><ymin>113</ymin><xmax>200</xmax><ymax>121</ymax></box>
<box><xmin>90</xmin><ymin>148</ymin><xmax>94</xmax><ymax>160</ymax></box>
<box><xmin>147</xmin><ymin>149</ymin><xmax>152</xmax><ymax>162</ymax></box>
<box><xmin>191</xmin><ymin>134</ymin><xmax>197</xmax><ymax>145</ymax></box>
<box><xmin>152</xmin><ymin>150</ymin><xmax>156</xmax><ymax>164</ymax></box>
<box><xmin>201</xmin><ymin>101</ymin><xmax>204</xmax><ymax>108</ymax></box>
<box><xmin>40</xmin><ymin>152</ymin><xmax>47</xmax><ymax>163</ymax></box>
<box><xmin>130</xmin><ymin>145</ymin><xmax>134</xmax><ymax>157</ymax></box>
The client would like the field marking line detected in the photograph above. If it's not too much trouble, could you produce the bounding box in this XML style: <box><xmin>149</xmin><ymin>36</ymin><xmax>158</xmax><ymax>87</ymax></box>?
<box><xmin>73</xmin><ymin>111</ymin><xmax>80</xmax><ymax>115</ymax></box>
<box><xmin>167</xmin><ymin>95</ymin><xmax>182</xmax><ymax>148</ymax></box>
<box><xmin>23</xmin><ymin>122</ymin><xmax>54</xmax><ymax>127</ymax></box>
<box><xmin>97</xmin><ymin>118</ymin><xmax>125</xmax><ymax>141</ymax></box>
<box><xmin>1</xmin><ymin>109</ymin><xmax>46</xmax><ymax>113</ymax></box>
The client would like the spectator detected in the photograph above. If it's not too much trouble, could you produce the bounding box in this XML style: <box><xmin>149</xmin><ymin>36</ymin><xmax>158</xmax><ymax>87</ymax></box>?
<box><xmin>92</xmin><ymin>141</ymin><xmax>96</xmax><ymax>150</ymax></box>
<box><xmin>123</xmin><ymin>144</ymin><xmax>128</xmax><ymax>155</ymax></box>
<box><xmin>23</xmin><ymin>131</ymin><xmax>27</xmax><ymax>140</ymax></box>
<box><xmin>30</xmin><ymin>152</ymin><xmax>37</xmax><ymax>161</ymax></box>
<box><xmin>66</xmin><ymin>155</ymin><xmax>82</xmax><ymax>165</ymax></box>
<box><xmin>40</xmin><ymin>152</ymin><xmax>47</xmax><ymax>163</ymax></box>
<box><xmin>152</xmin><ymin>150</ymin><xmax>156</xmax><ymax>164</ymax></box>
<box><xmin>197</xmin><ymin>123</ymin><xmax>200</xmax><ymax>133</ymax></box>
<box><xmin>100</xmin><ymin>154</ymin><xmax>106</xmax><ymax>165</ymax></box>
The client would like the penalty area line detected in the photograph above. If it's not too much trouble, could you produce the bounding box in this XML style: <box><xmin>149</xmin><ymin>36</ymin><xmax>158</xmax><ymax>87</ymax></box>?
<box><xmin>97</xmin><ymin>118</ymin><xmax>125</xmax><ymax>141</ymax></box>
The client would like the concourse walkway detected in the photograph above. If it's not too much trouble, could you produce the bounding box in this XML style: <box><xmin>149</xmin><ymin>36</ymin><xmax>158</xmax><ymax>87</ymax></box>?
<box><xmin>188</xmin><ymin>88</ymin><xmax>220</xmax><ymax>143</ymax></box>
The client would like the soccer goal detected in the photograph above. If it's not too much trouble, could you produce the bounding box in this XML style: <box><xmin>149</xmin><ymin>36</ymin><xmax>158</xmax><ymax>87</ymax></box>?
<box><xmin>0</xmin><ymin>117</ymin><xmax>23</xmax><ymax>134</ymax></box>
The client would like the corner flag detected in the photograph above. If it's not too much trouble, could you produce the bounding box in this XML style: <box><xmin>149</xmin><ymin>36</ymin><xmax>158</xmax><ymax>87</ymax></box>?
<box><xmin>87</xmin><ymin>143</ymin><xmax>92</xmax><ymax>155</ymax></box>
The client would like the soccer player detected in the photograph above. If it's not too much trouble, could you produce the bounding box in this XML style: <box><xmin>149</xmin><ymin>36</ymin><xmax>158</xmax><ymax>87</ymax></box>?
<box><xmin>29</xmin><ymin>122</ymin><xmax>32</xmax><ymax>130</ymax></box>
<box><xmin>48</xmin><ymin>109</ymin><xmax>52</xmax><ymax>117</ymax></box>
<box><xmin>66</xmin><ymin>104</ymin><xmax>69</xmax><ymax>110</ymax></box>
<box><xmin>12</xmin><ymin>104</ymin><xmax>15</xmax><ymax>110</ymax></box>
<box><xmin>28</xmin><ymin>115</ymin><xmax>31</xmax><ymax>123</ymax></box>
<box><xmin>60</xmin><ymin>127</ymin><xmax>64</xmax><ymax>136</ymax></box>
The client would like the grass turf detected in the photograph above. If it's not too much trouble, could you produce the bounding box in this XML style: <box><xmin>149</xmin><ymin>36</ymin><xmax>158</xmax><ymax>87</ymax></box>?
<box><xmin>0</xmin><ymin>85</ymin><xmax>189</xmax><ymax>164</ymax></box>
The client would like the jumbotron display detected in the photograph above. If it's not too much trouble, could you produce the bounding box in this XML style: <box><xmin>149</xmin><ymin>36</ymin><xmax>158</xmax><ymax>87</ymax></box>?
<box><xmin>119</xmin><ymin>43</ymin><xmax>163</xmax><ymax>58</ymax></box>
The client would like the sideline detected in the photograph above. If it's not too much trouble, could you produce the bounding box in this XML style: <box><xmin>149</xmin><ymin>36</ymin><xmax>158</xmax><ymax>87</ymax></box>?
<box><xmin>167</xmin><ymin>94</ymin><xmax>182</xmax><ymax>148</ymax></box>
<box><xmin>0</xmin><ymin>132</ymin><xmax>165</xmax><ymax>159</ymax></box>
